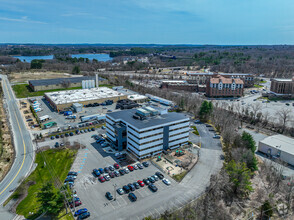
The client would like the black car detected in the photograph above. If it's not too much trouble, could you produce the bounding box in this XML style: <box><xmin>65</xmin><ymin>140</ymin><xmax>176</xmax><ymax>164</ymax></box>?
<box><xmin>142</xmin><ymin>162</ymin><xmax>149</xmax><ymax>167</ymax></box>
<box><xmin>128</xmin><ymin>183</ymin><xmax>135</xmax><ymax>191</ymax></box>
<box><xmin>148</xmin><ymin>177</ymin><xmax>155</xmax><ymax>183</ymax></box>
<box><xmin>155</xmin><ymin>172</ymin><xmax>164</xmax><ymax>179</ymax></box>
<box><xmin>88</xmin><ymin>128</ymin><xmax>91</xmax><ymax>132</ymax></box>
<box><xmin>133</xmin><ymin>182</ymin><xmax>140</xmax><ymax>189</ymax></box>
<box><xmin>65</xmin><ymin>133</ymin><xmax>69</xmax><ymax>137</ymax></box>
<box><xmin>109</xmin><ymin>172</ymin><xmax>115</xmax><ymax>178</ymax></box>
<box><xmin>78</xmin><ymin>212</ymin><xmax>90</xmax><ymax>219</ymax></box>
<box><xmin>109</xmin><ymin>166</ymin><xmax>115</xmax><ymax>171</ymax></box>
<box><xmin>60</xmin><ymin>134</ymin><xmax>64</xmax><ymax>138</ymax></box>
<box><xmin>68</xmin><ymin>171</ymin><xmax>78</xmax><ymax>176</ymax></box>
<box><xmin>64</xmin><ymin>177</ymin><xmax>75</xmax><ymax>182</ymax></box>
<box><xmin>55</xmin><ymin>134</ymin><xmax>60</xmax><ymax>139</ymax></box>
<box><xmin>148</xmin><ymin>184</ymin><xmax>158</xmax><ymax>192</ymax></box>
<box><xmin>69</xmin><ymin>132</ymin><xmax>74</xmax><ymax>136</ymax></box>
<box><xmin>143</xmin><ymin>178</ymin><xmax>150</xmax><ymax>185</ymax></box>
<box><xmin>104</xmin><ymin>167</ymin><xmax>110</xmax><ymax>173</ymax></box>
<box><xmin>123</xmin><ymin>185</ymin><xmax>130</xmax><ymax>193</ymax></box>
<box><xmin>119</xmin><ymin>169</ymin><xmax>125</xmax><ymax>175</ymax></box>
<box><xmin>105</xmin><ymin>192</ymin><xmax>113</xmax><ymax>200</ymax></box>
<box><xmin>128</xmin><ymin>193</ymin><xmax>137</xmax><ymax>202</ymax></box>
<box><xmin>91</xmin><ymin>127</ymin><xmax>95</xmax><ymax>131</ymax></box>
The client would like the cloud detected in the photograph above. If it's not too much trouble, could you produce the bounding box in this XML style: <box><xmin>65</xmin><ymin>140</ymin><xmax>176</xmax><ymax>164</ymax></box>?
<box><xmin>0</xmin><ymin>16</ymin><xmax>47</xmax><ymax>24</ymax></box>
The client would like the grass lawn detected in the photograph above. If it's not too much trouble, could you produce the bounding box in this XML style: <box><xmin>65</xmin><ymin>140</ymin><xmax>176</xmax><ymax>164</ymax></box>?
<box><xmin>9</xmin><ymin>149</ymin><xmax>77</xmax><ymax>219</ymax></box>
<box><xmin>259</xmin><ymin>80</ymin><xmax>267</xmax><ymax>83</ymax></box>
<box><xmin>12</xmin><ymin>83</ymin><xmax>113</xmax><ymax>98</ymax></box>
<box><xmin>172</xmin><ymin>171</ymin><xmax>188</xmax><ymax>182</ymax></box>
<box><xmin>191</xmin><ymin>125</ymin><xmax>199</xmax><ymax>135</ymax></box>
<box><xmin>254</xmin><ymin>84</ymin><xmax>263</xmax><ymax>88</ymax></box>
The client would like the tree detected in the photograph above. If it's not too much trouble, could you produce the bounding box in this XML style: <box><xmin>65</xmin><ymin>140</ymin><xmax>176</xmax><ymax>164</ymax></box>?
<box><xmin>241</xmin><ymin>131</ymin><xmax>256</xmax><ymax>153</ymax></box>
<box><xmin>31</xmin><ymin>59</ymin><xmax>44</xmax><ymax>69</ymax></box>
<box><xmin>276</xmin><ymin>108</ymin><xmax>291</xmax><ymax>132</ymax></box>
<box><xmin>260</xmin><ymin>200</ymin><xmax>273</xmax><ymax>220</ymax></box>
<box><xmin>225</xmin><ymin>160</ymin><xmax>253</xmax><ymax>197</ymax></box>
<box><xmin>199</xmin><ymin>100</ymin><xmax>213</xmax><ymax>121</ymax></box>
<box><xmin>37</xmin><ymin>182</ymin><xmax>64</xmax><ymax>216</ymax></box>
<box><xmin>72</xmin><ymin>65</ymin><xmax>80</xmax><ymax>74</ymax></box>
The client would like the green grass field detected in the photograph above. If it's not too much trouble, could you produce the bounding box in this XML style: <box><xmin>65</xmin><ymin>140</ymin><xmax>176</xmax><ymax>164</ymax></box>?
<box><xmin>12</xmin><ymin>83</ymin><xmax>113</xmax><ymax>98</ymax></box>
<box><xmin>10</xmin><ymin>149</ymin><xmax>77</xmax><ymax>219</ymax></box>
<box><xmin>253</xmin><ymin>84</ymin><xmax>263</xmax><ymax>88</ymax></box>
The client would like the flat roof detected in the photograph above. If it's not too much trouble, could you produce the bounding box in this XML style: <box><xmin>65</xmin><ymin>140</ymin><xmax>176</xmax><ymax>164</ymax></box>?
<box><xmin>107</xmin><ymin>109</ymin><xmax>189</xmax><ymax>130</ymax></box>
<box><xmin>29</xmin><ymin>76</ymin><xmax>106</xmax><ymax>87</ymax></box>
<box><xmin>260</xmin><ymin>135</ymin><xmax>294</xmax><ymax>155</ymax></box>
<box><xmin>273</xmin><ymin>78</ymin><xmax>293</xmax><ymax>82</ymax></box>
<box><xmin>45</xmin><ymin>87</ymin><xmax>126</xmax><ymax>105</ymax></box>
<box><xmin>127</xmin><ymin>94</ymin><xmax>148</xmax><ymax>101</ymax></box>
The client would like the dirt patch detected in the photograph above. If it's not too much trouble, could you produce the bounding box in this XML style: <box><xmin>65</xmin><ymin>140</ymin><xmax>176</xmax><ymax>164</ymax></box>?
<box><xmin>9</xmin><ymin>71</ymin><xmax>80</xmax><ymax>83</ymax></box>
<box><xmin>19</xmin><ymin>100</ymin><xmax>40</xmax><ymax>131</ymax></box>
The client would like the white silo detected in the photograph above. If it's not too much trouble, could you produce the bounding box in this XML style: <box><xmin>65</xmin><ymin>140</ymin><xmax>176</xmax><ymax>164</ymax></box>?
<box><xmin>82</xmin><ymin>80</ymin><xmax>86</xmax><ymax>89</ymax></box>
<box><xmin>91</xmin><ymin>80</ymin><xmax>95</xmax><ymax>88</ymax></box>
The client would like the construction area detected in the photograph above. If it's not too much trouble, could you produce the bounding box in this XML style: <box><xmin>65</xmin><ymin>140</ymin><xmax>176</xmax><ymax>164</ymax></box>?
<box><xmin>44</xmin><ymin>87</ymin><xmax>128</xmax><ymax>111</ymax></box>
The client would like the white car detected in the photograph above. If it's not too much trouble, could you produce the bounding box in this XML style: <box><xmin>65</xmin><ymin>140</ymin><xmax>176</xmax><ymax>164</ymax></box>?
<box><xmin>124</xmin><ymin>168</ymin><xmax>130</xmax><ymax>174</ymax></box>
<box><xmin>162</xmin><ymin>178</ymin><xmax>171</xmax><ymax>185</ymax></box>
<box><xmin>133</xmin><ymin>164</ymin><xmax>138</xmax><ymax>170</ymax></box>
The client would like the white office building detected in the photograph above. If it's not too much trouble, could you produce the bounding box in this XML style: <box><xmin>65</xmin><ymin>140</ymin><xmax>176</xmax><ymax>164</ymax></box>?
<box><xmin>106</xmin><ymin>107</ymin><xmax>190</xmax><ymax>159</ymax></box>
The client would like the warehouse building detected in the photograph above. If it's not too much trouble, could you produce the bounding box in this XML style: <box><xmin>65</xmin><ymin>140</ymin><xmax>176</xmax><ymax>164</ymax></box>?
<box><xmin>106</xmin><ymin>107</ymin><xmax>190</xmax><ymax>159</ymax></box>
<box><xmin>127</xmin><ymin>94</ymin><xmax>148</xmax><ymax>103</ymax></box>
<box><xmin>28</xmin><ymin>76</ymin><xmax>107</xmax><ymax>91</ymax></box>
<box><xmin>45</xmin><ymin>87</ymin><xmax>127</xmax><ymax>111</ymax></box>
<box><xmin>258</xmin><ymin>135</ymin><xmax>294</xmax><ymax>166</ymax></box>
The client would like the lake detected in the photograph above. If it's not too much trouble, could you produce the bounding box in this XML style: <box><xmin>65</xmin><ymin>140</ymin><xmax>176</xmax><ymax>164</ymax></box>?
<box><xmin>13</xmin><ymin>53</ymin><xmax>112</xmax><ymax>63</ymax></box>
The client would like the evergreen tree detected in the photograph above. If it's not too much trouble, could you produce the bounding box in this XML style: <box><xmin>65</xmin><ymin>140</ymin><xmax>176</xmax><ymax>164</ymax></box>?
<box><xmin>199</xmin><ymin>100</ymin><xmax>213</xmax><ymax>121</ymax></box>
<box><xmin>241</xmin><ymin>132</ymin><xmax>256</xmax><ymax>153</ymax></box>
<box><xmin>72</xmin><ymin>65</ymin><xmax>80</xmax><ymax>74</ymax></box>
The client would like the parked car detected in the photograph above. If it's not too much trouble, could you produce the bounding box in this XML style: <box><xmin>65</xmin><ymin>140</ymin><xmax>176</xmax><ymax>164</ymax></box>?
<box><xmin>91</xmin><ymin>127</ymin><xmax>95</xmax><ymax>131</ymax></box>
<box><xmin>143</xmin><ymin>178</ymin><xmax>150</xmax><ymax>185</ymax></box>
<box><xmin>114</xmin><ymin>170</ymin><xmax>120</xmax><ymax>177</ymax></box>
<box><xmin>133</xmin><ymin>164</ymin><xmax>138</xmax><ymax>170</ymax></box>
<box><xmin>64</xmin><ymin>177</ymin><xmax>75</xmax><ymax>182</ymax></box>
<box><xmin>128</xmin><ymin>193</ymin><xmax>137</xmax><ymax>202</ymax></box>
<box><xmin>124</xmin><ymin>168</ymin><xmax>130</xmax><ymax>174</ymax></box>
<box><xmin>213</xmin><ymin>135</ymin><xmax>221</xmax><ymax>139</ymax></box>
<box><xmin>109</xmin><ymin>172</ymin><xmax>115</xmax><ymax>178</ymax></box>
<box><xmin>142</xmin><ymin>162</ymin><xmax>149</xmax><ymax>167</ymax></box>
<box><xmin>128</xmin><ymin>165</ymin><xmax>134</xmax><ymax>171</ymax></box>
<box><xmin>55</xmin><ymin>134</ymin><xmax>60</xmax><ymax>139</ymax></box>
<box><xmin>55</xmin><ymin>142</ymin><xmax>59</xmax><ymax>147</ymax></box>
<box><xmin>123</xmin><ymin>185</ymin><xmax>130</xmax><ymax>193</ymax></box>
<box><xmin>104</xmin><ymin>174</ymin><xmax>110</xmax><ymax>181</ymax></box>
<box><xmin>78</xmin><ymin>212</ymin><xmax>90</xmax><ymax>219</ymax></box>
<box><xmin>133</xmin><ymin>182</ymin><xmax>140</xmax><ymax>189</ymax></box>
<box><xmin>137</xmin><ymin>180</ymin><xmax>145</xmax><ymax>187</ymax></box>
<box><xmin>162</xmin><ymin>178</ymin><xmax>171</xmax><ymax>185</ymax></box>
<box><xmin>74</xmin><ymin>208</ymin><xmax>88</xmax><ymax>216</ymax></box>
<box><xmin>155</xmin><ymin>172</ymin><xmax>164</xmax><ymax>179</ymax></box>
<box><xmin>68</xmin><ymin>171</ymin><xmax>78</xmax><ymax>176</ymax></box>
<box><xmin>65</xmin><ymin>133</ymin><xmax>69</xmax><ymax>137</ymax></box>
<box><xmin>98</xmin><ymin>176</ymin><xmax>105</xmax><ymax>182</ymax></box>
<box><xmin>148</xmin><ymin>176</ymin><xmax>155</xmax><ymax>183</ymax></box>
<box><xmin>117</xmin><ymin>188</ymin><xmax>124</xmax><ymax>195</ymax></box>
<box><xmin>148</xmin><ymin>184</ymin><xmax>158</xmax><ymax>192</ymax></box>
<box><xmin>109</xmin><ymin>165</ymin><xmax>115</xmax><ymax>171</ymax></box>
<box><xmin>137</xmin><ymin>163</ymin><xmax>144</xmax><ymax>169</ymax></box>
<box><xmin>119</xmin><ymin>169</ymin><xmax>125</xmax><ymax>175</ymax></box>
<box><xmin>93</xmin><ymin>169</ymin><xmax>100</xmax><ymax>177</ymax></box>
<box><xmin>114</xmin><ymin>163</ymin><xmax>120</xmax><ymax>169</ymax></box>
<box><xmin>104</xmin><ymin>167</ymin><xmax>110</xmax><ymax>173</ymax></box>
<box><xmin>98</xmin><ymin>168</ymin><xmax>104</xmax><ymax>174</ymax></box>
<box><xmin>69</xmin><ymin>132</ymin><xmax>74</xmax><ymax>136</ymax></box>
<box><xmin>128</xmin><ymin>183</ymin><xmax>135</xmax><ymax>191</ymax></box>
<box><xmin>70</xmin><ymin>200</ymin><xmax>82</xmax><ymax>208</ymax></box>
<box><xmin>106</xmin><ymin>192</ymin><xmax>113</xmax><ymax>200</ymax></box>
<box><xmin>67</xmin><ymin>175</ymin><xmax>77</xmax><ymax>179</ymax></box>
<box><xmin>152</xmin><ymin>175</ymin><xmax>159</xmax><ymax>181</ymax></box>
<box><xmin>50</xmin><ymin>136</ymin><xmax>55</xmax><ymax>140</ymax></box>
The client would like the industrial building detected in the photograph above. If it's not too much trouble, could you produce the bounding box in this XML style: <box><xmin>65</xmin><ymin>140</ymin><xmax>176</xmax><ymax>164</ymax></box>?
<box><xmin>44</xmin><ymin>87</ymin><xmax>127</xmax><ymax>111</ymax></box>
<box><xmin>258</xmin><ymin>135</ymin><xmax>294</xmax><ymax>166</ymax></box>
<box><xmin>28</xmin><ymin>76</ymin><xmax>107</xmax><ymax>91</ymax></box>
<box><xmin>160</xmin><ymin>80</ymin><xmax>204</xmax><ymax>92</ymax></box>
<box><xmin>127</xmin><ymin>94</ymin><xmax>148</xmax><ymax>103</ymax></box>
<box><xmin>145</xmin><ymin>94</ymin><xmax>174</xmax><ymax>106</ymax></box>
<box><xmin>106</xmin><ymin>107</ymin><xmax>190</xmax><ymax>159</ymax></box>
<box><xmin>116</xmin><ymin>99</ymin><xmax>139</xmax><ymax>110</ymax></box>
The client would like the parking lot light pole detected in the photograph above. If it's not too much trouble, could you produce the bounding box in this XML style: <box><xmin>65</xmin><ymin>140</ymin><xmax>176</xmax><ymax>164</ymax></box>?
<box><xmin>113</xmin><ymin>183</ymin><xmax>117</xmax><ymax>201</ymax></box>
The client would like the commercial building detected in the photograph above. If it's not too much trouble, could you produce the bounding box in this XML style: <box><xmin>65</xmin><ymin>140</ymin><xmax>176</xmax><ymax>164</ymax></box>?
<box><xmin>160</xmin><ymin>80</ymin><xmax>199</xmax><ymax>92</ymax></box>
<box><xmin>270</xmin><ymin>78</ymin><xmax>294</xmax><ymax>97</ymax></box>
<box><xmin>258</xmin><ymin>135</ymin><xmax>294</xmax><ymax>166</ymax></box>
<box><xmin>106</xmin><ymin>107</ymin><xmax>190</xmax><ymax>159</ymax></box>
<box><xmin>206</xmin><ymin>75</ymin><xmax>244</xmax><ymax>97</ymax></box>
<box><xmin>127</xmin><ymin>94</ymin><xmax>148</xmax><ymax>103</ymax></box>
<box><xmin>185</xmin><ymin>72</ymin><xmax>254</xmax><ymax>88</ymax></box>
<box><xmin>44</xmin><ymin>87</ymin><xmax>127</xmax><ymax>111</ymax></box>
<box><xmin>29</xmin><ymin>76</ymin><xmax>107</xmax><ymax>91</ymax></box>
<box><xmin>145</xmin><ymin>94</ymin><xmax>174</xmax><ymax>106</ymax></box>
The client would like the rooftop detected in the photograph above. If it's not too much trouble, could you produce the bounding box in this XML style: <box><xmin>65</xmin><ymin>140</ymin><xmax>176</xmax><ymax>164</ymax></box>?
<box><xmin>210</xmin><ymin>76</ymin><xmax>244</xmax><ymax>84</ymax></box>
<box><xmin>45</xmin><ymin>87</ymin><xmax>126</xmax><ymax>105</ymax></box>
<box><xmin>273</xmin><ymin>78</ymin><xmax>294</xmax><ymax>82</ymax></box>
<box><xmin>29</xmin><ymin>76</ymin><xmax>106</xmax><ymax>86</ymax></box>
<box><xmin>260</xmin><ymin>135</ymin><xmax>294</xmax><ymax>155</ymax></box>
<box><xmin>107</xmin><ymin>109</ymin><xmax>189</xmax><ymax>130</ymax></box>
<box><xmin>127</xmin><ymin>94</ymin><xmax>148</xmax><ymax>101</ymax></box>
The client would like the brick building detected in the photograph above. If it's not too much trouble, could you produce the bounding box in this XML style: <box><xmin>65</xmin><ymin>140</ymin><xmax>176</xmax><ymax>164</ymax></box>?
<box><xmin>206</xmin><ymin>75</ymin><xmax>244</xmax><ymax>97</ymax></box>
<box><xmin>270</xmin><ymin>78</ymin><xmax>294</xmax><ymax>97</ymax></box>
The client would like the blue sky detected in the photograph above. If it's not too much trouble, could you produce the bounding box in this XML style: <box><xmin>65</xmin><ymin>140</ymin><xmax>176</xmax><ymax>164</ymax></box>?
<box><xmin>0</xmin><ymin>0</ymin><xmax>293</xmax><ymax>44</ymax></box>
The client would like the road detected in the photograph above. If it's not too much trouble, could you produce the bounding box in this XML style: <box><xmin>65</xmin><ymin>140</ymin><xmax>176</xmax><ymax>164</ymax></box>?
<box><xmin>0</xmin><ymin>75</ymin><xmax>34</xmax><ymax>205</ymax></box>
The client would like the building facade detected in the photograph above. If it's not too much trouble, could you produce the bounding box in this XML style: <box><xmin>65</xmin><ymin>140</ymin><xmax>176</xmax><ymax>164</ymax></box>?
<box><xmin>106</xmin><ymin>107</ymin><xmax>190</xmax><ymax>159</ymax></box>
<box><xmin>206</xmin><ymin>75</ymin><xmax>244</xmax><ymax>97</ymax></box>
<box><xmin>29</xmin><ymin>76</ymin><xmax>108</xmax><ymax>91</ymax></box>
<box><xmin>270</xmin><ymin>78</ymin><xmax>294</xmax><ymax>97</ymax></box>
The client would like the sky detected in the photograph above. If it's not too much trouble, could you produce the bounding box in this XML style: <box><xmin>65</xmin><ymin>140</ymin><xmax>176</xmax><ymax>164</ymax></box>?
<box><xmin>0</xmin><ymin>0</ymin><xmax>293</xmax><ymax>45</ymax></box>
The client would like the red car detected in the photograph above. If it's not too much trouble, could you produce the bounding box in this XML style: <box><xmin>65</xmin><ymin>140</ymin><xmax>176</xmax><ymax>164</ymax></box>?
<box><xmin>128</xmin><ymin>165</ymin><xmax>134</xmax><ymax>171</ymax></box>
<box><xmin>137</xmin><ymin>180</ymin><xmax>145</xmax><ymax>187</ymax></box>
<box><xmin>99</xmin><ymin>176</ymin><xmax>106</xmax><ymax>182</ymax></box>
<box><xmin>70</xmin><ymin>200</ymin><xmax>82</xmax><ymax>208</ymax></box>
<box><xmin>114</xmin><ymin>163</ymin><xmax>120</xmax><ymax>169</ymax></box>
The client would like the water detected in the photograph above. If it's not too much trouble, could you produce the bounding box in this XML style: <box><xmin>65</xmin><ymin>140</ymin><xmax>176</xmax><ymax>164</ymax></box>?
<box><xmin>13</xmin><ymin>53</ymin><xmax>112</xmax><ymax>63</ymax></box>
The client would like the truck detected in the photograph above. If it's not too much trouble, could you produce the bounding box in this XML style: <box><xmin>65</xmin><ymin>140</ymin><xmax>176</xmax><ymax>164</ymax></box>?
<box><xmin>66</xmin><ymin>115</ymin><xmax>77</xmax><ymax>119</ymax></box>
<box><xmin>44</xmin><ymin>121</ymin><xmax>57</xmax><ymax>129</ymax></box>
<box><xmin>39</xmin><ymin>115</ymin><xmax>51</xmax><ymax>122</ymax></box>
<box><xmin>80</xmin><ymin>114</ymin><xmax>106</xmax><ymax>122</ymax></box>
<box><xmin>64</xmin><ymin>111</ymin><xmax>73</xmax><ymax>116</ymax></box>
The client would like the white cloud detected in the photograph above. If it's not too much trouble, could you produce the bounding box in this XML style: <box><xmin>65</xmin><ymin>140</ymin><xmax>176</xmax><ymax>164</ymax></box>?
<box><xmin>0</xmin><ymin>16</ymin><xmax>46</xmax><ymax>24</ymax></box>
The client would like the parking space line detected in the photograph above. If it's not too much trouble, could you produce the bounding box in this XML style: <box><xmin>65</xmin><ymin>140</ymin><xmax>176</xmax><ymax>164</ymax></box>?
<box><xmin>155</xmin><ymin>208</ymin><xmax>161</xmax><ymax>216</ymax></box>
<box><xmin>175</xmin><ymin>198</ymin><xmax>184</xmax><ymax>206</ymax></box>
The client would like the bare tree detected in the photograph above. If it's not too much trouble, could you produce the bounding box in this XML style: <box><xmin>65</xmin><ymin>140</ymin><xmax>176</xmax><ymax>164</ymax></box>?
<box><xmin>276</xmin><ymin>108</ymin><xmax>292</xmax><ymax>132</ymax></box>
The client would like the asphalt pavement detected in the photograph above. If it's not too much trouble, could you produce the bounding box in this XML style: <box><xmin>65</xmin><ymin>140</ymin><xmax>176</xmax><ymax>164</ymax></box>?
<box><xmin>0</xmin><ymin>75</ymin><xmax>34</xmax><ymax>207</ymax></box>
